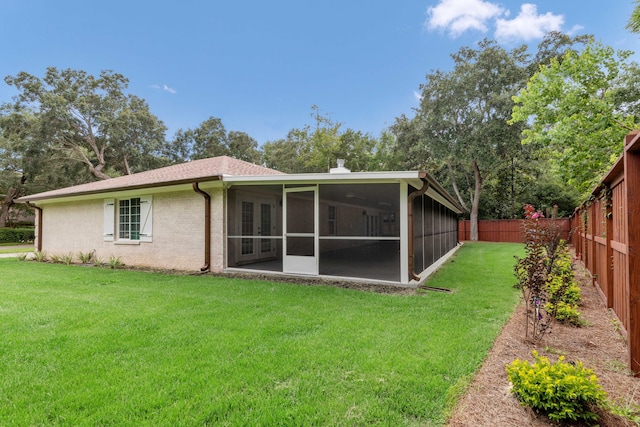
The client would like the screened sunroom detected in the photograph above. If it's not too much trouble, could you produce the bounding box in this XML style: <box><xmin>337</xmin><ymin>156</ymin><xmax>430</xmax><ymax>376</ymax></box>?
<box><xmin>224</xmin><ymin>168</ymin><xmax>463</xmax><ymax>285</ymax></box>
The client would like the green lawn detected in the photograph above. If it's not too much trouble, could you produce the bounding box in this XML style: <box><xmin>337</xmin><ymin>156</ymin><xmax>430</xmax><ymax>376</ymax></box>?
<box><xmin>0</xmin><ymin>242</ymin><xmax>523</xmax><ymax>426</ymax></box>
<box><xmin>0</xmin><ymin>244</ymin><xmax>33</xmax><ymax>254</ymax></box>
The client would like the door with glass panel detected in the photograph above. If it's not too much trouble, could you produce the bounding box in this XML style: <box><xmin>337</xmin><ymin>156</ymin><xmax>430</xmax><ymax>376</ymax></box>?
<box><xmin>283</xmin><ymin>187</ymin><xmax>317</xmax><ymax>275</ymax></box>
<box><xmin>237</xmin><ymin>197</ymin><xmax>276</xmax><ymax>263</ymax></box>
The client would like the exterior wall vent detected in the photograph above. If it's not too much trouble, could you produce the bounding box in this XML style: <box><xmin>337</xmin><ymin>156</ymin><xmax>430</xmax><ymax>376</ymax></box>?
<box><xmin>330</xmin><ymin>159</ymin><xmax>351</xmax><ymax>174</ymax></box>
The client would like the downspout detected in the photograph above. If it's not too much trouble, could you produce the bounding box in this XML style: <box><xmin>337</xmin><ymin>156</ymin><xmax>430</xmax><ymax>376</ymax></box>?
<box><xmin>192</xmin><ymin>182</ymin><xmax>211</xmax><ymax>272</ymax></box>
<box><xmin>408</xmin><ymin>178</ymin><xmax>429</xmax><ymax>281</ymax></box>
<box><xmin>25</xmin><ymin>202</ymin><xmax>42</xmax><ymax>252</ymax></box>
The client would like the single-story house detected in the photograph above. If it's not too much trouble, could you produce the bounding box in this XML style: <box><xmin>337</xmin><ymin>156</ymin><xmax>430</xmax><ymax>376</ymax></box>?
<box><xmin>17</xmin><ymin>156</ymin><xmax>463</xmax><ymax>286</ymax></box>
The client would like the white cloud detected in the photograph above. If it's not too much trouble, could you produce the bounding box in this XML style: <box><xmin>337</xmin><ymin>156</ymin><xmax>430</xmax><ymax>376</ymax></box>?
<box><xmin>150</xmin><ymin>84</ymin><xmax>177</xmax><ymax>94</ymax></box>
<box><xmin>426</xmin><ymin>0</ymin><xmax>506</xmax><ymax>37</ymax></box>
<box><xmin>162</xmin><ymin>84</ymin><xmax>176</xmax><ymax>94</ymax></box>
<box><xmin>495</xmin><ymin>4</ymin><xmax>564</xmax><ymax>42</ymax></box>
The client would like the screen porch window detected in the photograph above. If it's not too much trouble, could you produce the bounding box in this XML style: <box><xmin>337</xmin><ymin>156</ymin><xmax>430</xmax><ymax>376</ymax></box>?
<box><xmin>119</xmin><ymin>197</ymin><xmax>141</xmax><ymax>240</ymax></box>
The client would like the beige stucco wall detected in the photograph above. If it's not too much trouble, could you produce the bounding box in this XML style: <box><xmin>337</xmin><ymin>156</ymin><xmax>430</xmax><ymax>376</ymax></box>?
<box><xmin>38</xmin><ymin>187</ymin><xmax>225</xmax><ymax>272</ymax></box>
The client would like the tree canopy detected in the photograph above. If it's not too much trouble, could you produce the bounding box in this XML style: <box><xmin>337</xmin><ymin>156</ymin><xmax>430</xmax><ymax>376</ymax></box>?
<box><xmin>394</xmin><ymin>39</ymin><xmax>530</xmax><ymax>239</ymax></box>
<box><xmin>510</xmin><ymin>42</ymin><xmax>639</xmax><ymax>194</ymax></box>
<box><xmin>3</xmin><ymin>68</ymin><xmax>169</xmax><ymax>180</ymax></box>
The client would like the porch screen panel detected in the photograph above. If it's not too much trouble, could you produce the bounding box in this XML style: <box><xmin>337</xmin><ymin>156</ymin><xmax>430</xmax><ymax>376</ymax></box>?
<box><xmin>414</xmin><ymin>192</ymin><xmax>459</xmax><ymax>274</ymax></box>
<box><xmin>318</xmin><ymin>184</ymin><xmax>400</xmax><ymax>282</ymax></box>
<box><xmin>226</xmin><ymin>185</ymin><xmax>283</xmax><ymax>271</ymax></box>
<box><xmin>413</xmin><ymin>196</ymin><xmax>424</xmax><ymax>273</ymax></box>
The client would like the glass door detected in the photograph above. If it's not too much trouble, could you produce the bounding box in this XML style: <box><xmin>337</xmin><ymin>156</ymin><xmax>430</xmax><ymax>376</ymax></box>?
<box><xmin>283</xmin><ymin>187</ymin><xmax>317</xmax><ymax>275</ymax></box>
<box><xmin>236</xmin><ymin>197</ymin><xmax>276</xmax><ymax>263</ymax></box>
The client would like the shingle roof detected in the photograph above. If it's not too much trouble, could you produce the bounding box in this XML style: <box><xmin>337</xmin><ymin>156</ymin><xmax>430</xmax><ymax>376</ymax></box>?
<box><xmin>19</xmin><ymin>156</ymin><xmax>284</xmax><ymax>202</ymax></box>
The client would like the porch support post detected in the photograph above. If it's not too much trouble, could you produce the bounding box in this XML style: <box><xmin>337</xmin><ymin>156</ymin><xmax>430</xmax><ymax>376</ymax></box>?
<box><xmin>400</xmin><ymin>183</ymin><xmax>409</xmax><ymax>284</ymax></box>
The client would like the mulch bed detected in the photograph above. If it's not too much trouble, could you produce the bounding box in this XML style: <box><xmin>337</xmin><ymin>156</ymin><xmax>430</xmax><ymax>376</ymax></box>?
<box><xmin>447</xmin><ymin>259</ymin><xmax>640</xmax><ymax>426</ymax></box>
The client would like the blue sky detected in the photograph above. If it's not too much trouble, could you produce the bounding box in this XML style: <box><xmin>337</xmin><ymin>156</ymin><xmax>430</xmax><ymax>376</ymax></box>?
<box><xmin>0</xmin><ymin>0</ymin><xmax>637</xmax><ymax>145</ymax></box>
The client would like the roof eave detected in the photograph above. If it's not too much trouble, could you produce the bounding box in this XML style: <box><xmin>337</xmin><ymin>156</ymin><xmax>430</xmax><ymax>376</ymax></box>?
<box><xmin>17</xmin><ymin>175</ymin><xmax>223</xmax><ymax>203</ymax></box>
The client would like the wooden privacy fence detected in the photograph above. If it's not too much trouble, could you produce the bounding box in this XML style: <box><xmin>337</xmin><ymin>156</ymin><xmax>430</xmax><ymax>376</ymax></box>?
<box><xmin>571</xmin><ymin>130</ymin><xmax>640</xmax><ymax>374</ymax></box>
<box><xmin>458</xmin><ymin>219</ymin><xmax>571</xmax><ymax>243</ymax></box>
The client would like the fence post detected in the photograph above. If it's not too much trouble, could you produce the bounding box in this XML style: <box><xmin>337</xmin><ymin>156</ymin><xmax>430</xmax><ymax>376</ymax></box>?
<box><xmin>624</xmin><ymin>132</ymin><xmax>640</xmax><ymax>374</ymax></box>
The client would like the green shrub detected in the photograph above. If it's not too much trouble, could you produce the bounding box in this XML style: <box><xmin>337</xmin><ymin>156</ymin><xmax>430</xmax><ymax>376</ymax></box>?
<box><xmin>108</xmin><ymin>255</ymin><xmax>122</xmax><ymax>269</ymax></box>
<box><xmin>506</xmin><ymin>350</ymin><xmax>607</xmax><ymax>423</ymax></box>
<box><xmin>545</xmin><ymin>244</ymin><xmax>582</xmax><ymax>325</ymax></box>
<box><xmin>33</xmin><ymin>251</ymin><xmax>47</xmax><ymax>263</ymax></box>
<box><xmin>61</xmin><ymin>253</ymin><xmax>74</xmax><ymax>265</ymax></box>
<box><xmin>78</xmin><ymin>250</ymin><xmax>95</xmax><ymax>263</ymax></box>
<box><xmin>545</xmin><ymin>300</ymin><xmax>582</xmax><ymax>324</ymax></box>
<box><xmin>0</xmin><ymin>227</ymin><xmax>35</xmax><ymax>243</ymax></box>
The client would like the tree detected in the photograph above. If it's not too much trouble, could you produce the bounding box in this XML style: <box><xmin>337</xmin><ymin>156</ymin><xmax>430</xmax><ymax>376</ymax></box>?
<box><xmin>395</xmin><ymin>39</ymin><xmax>529</xmax><ymax>240</ymax></box>
<box><xmin>628</xmin><ymin>0</ymin><xmax>640</xmax><ymax>34</ymax></box>
<box><xmin>263</xmin><ymin>106</ymin><xmax>388</xmax><ymax>173</ymax></box>
<box><xmin>510</xmin><ymin>42</ymin><xmax>638</xmax><ymax>194</ymax></box>
<box><xmin>227</xmin><ymin>131</ymin><xmax>263</xmax><ymax>164</ymax></box>
<box><xmin>169</xmin><ymin>116</ymin><xmax>263</xmax><ymax>163</ymax></box>
<box><xmin>4</xmin><ymin>67</ymin><xmax>168</xmax><ymax>180</ymax></box>
<box><xmin>0</xmin><ymin>106</ymin><xmax>92</xmax><ymax>227</ymax></box>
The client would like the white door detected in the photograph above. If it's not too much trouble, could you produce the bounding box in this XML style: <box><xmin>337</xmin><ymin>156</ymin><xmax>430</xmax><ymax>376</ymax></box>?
<box><xmin>283</xmin><ymin>187</ymin><xmax>317</xmax><ymax>275</ymax></box>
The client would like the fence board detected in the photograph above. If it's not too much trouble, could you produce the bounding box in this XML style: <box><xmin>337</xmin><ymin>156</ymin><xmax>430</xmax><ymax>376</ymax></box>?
<box><xmin>458</xmin><ymin>219</ymin><xmax>571</xmax><ymax>243</ymax></box>
<box><xmin>573</xmin><ymin>130</ymin><xmax>640</xmax><ymax>374</ymax></box>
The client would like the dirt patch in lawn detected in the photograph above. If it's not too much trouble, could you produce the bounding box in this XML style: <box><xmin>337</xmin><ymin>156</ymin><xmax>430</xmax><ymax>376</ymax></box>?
<box><xmin>447</xmin><ymin>259</ymin><xmax>640</xmax><ymax>426</ymax></box>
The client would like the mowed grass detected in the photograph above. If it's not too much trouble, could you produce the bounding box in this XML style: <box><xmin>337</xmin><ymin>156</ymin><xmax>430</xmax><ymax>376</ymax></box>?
<box><xmin>0</xmin><ymin>242</ymin><xmax>523</xmax><ymax>426</ymax></box>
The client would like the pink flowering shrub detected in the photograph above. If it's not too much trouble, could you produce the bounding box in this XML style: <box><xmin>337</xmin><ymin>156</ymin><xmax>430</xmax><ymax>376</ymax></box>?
<box><xmin>514</xmin><ymin>204</ymin><xmax>565</xmax><ymax>341</ymax></box>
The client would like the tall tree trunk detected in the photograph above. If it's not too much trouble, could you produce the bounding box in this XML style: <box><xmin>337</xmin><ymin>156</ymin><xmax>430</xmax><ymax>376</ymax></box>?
<box><xmin>447</xmin><ymin>160</ymin><xmax>470</xmax><ymax>213</ymax></box>
<box><xmin>469</xmin><ymin>160</ymin><xmax>483</xmax><ymax>242</ymax></box>
<box><xmin>0</xmin><ymin>187</ymin><xmax>20</xmax><ymax>228</ymax></box>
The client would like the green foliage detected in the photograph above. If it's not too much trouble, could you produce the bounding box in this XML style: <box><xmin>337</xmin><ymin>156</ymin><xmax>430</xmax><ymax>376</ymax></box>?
<box><xmin>546</xmin><ymin>300</ymin><xmax>582</xmax><ymax>325</ymax></box>
<box><xmin>108</xmin><ymin>255</ymin><xmax>123</xmax><ymax>269</ymax></box>
<box><xmin>507</xmin><ymin>350</ymin><xmax>607</xmax><ymax>422</ymax></box>
<box><xmin>60</xmin><ymin>253</ymin><xmax>74</xmax><ymax>266</ymax></box>
<box><xmin>77</xmin><ymin>250</ymin><xmax>95</xmax><ymax>264</ymax></box>
<box><xmin>607</xmin><ymin>400</ymin><xmax>640</xmax><ymax>424</ymax></box>
<box><xmin>627</xmin><ymin>0</ymin><xmax>640</xmax><ymax>34</ymax></box>
<box><xmin>511</xmin><ymin>41</ymin><xmax>638</xmax><ymax>194</ymax></box>
<box><xmin>170</xmin><ymin>116</ymin><xmax>263</xmax><ymax>164</ymax></box>
<box><xmin>33</xmin><ymin>251</ymin><xmax>47</xmax><ymax>262</ymax></box>
<box><xmin>545</xmin><ymin>243</ymin><xmax>582</xmax><ymax>325</ymax></box>
<box><xmin>262</xmin><ymin>106</ymin><xmax>393</xmax><ymax>173</ymax></box>
<box><xmin>3</xmin><ymin>67</ymin><xmax>169</xmax><ymax>181</ymax></box>
<box><xmin>0</xmin><ymin>227</ymin><xmax>34</xmax><ymax>244</ymax></box>
<box><xmin>15</xmin><ymin>253</ymin><xmax>28</xmax><ymax>261</ymax></box>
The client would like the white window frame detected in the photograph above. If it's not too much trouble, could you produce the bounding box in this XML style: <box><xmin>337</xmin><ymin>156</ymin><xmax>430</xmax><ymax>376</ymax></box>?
<box><xmin>104</xmin><ymin>195</ymin><xmax>153</xmax><ymax>243</ymax></box>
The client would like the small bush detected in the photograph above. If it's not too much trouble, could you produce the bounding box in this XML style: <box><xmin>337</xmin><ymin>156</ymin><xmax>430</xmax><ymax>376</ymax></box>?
<box><xmin>0</xmin><ymin>227</ymin><xmax>35</xmax><ymax>243</ymax></box>
<box><xmin>33</xmin><ymin>251</ymin><xmax>47</xmax><ymax>263</ymax></box>
<box><xmin>507</xmin><ymin>350</ymin><xmax>607</xmax><ymax>423</ymax></box>
<box><xmin>545</xmin><ymin>244</ymin><xmax>582</xmax><ymax>325</ymax></box>
<box><xmin>61</xmin><ymin>253</ymin><xmax>74</xmax><ymax>265</ymax></box>
<box><xmin>16</xmin><ymin>253</ymin><xmax>28</xmax><ymax>261</ymax></box>
<box><xmin>108</xmin><ymin>255</ymin><xmax>122</xmax><ymax>269</ymax></box>
<box><xmin>49</xmin><ymin>254</ymin><xmax>61</xmax><ymax>263</ymax></box>
<box><xmin>78</xmin><ymin>250</ymin><xmax>95</xmax><ymax>263</ymax></box>
<box><xmin>93</xmin><ymin>256</ymin><xmax>104</xmax><ymax>267</ymax></box>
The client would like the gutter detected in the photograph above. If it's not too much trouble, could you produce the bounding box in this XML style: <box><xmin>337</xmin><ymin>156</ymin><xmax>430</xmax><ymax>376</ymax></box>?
<box><xmin>25</xmin><ymin>202</ymin><xmax>42</xmax><ymax>252</ymax></box>
<box><xmin>192</xmin><ymin>182</ymin><xmax>211</xmax><ymax>272</ymax></box>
